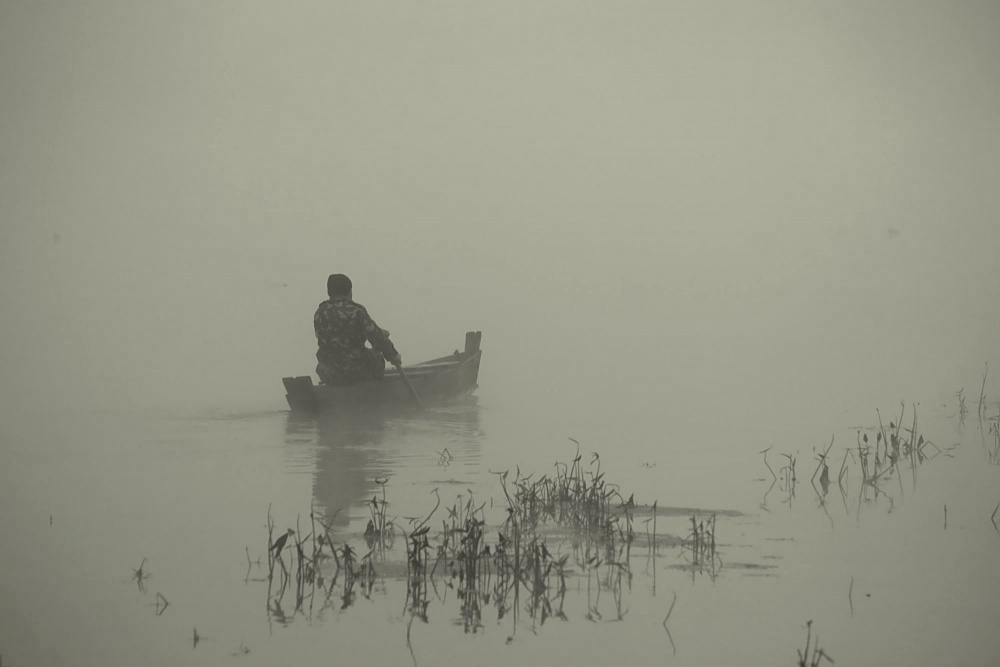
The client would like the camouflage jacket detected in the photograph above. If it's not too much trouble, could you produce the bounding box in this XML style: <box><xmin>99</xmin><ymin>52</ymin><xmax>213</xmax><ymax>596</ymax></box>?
<box><xmin>314</xmin><ymin>297</ymin><xmax>399</xmax><ymax>368</ymax></box>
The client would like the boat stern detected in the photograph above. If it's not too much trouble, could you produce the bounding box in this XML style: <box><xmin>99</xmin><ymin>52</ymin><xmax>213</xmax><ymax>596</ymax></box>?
<box><xmin>282</xmin><ymin>375</ymin><xmax>320</xmax><ymax>412</ymax></box>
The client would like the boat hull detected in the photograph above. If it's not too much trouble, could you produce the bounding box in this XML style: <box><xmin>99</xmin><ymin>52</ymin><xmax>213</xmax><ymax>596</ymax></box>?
<box><xmin>282</xmin><ymin>331</ymin><xmax>482</xmax><ymax>413</ymax></box>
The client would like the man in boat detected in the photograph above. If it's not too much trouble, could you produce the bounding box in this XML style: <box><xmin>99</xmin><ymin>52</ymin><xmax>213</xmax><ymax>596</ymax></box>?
<box><xmin>314</xmin><ymin>274</ymin><xmax>403</xmax><ymax>385</ymax></box>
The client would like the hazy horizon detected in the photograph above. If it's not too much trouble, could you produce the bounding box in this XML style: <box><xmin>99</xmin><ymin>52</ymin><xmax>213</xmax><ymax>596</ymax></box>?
<box><xmin>3</xmin><ymin>1</ymin><xmax>999</xmax><ymax>417</ymax></box>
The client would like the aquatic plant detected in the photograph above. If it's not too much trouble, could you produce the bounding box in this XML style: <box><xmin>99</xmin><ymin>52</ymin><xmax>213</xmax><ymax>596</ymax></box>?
<box><xmin>662</xmin><ymin>592</ymin><xmax>677</xmax><ymax>654</ymax></box>
<box><xmin>760</xmin><ymin>447</ymin><xmax>798</xmax><ymax>508</ymax></box>
<box><xmin>365</xmin><ymin>477</ymin><xmax>396</xmax><ymax>554</ymax></box>
<box><xmin>684</xmin><ymin>514</ymin><xmax>720</xmax><ymax>579</ymax></box>
<box><xmin>131</xmin><ymin>557</ymin><xmax>151</xmax><ymax>593</ymax></box>
<box><xmin>988</xmin><ymin>420</ymin><xmax>1000</xmax><ymax>464</ymax></box>
<box><xmin>154</xmin><ymin>592</ymin><xmax>169</xmax><ymax>616</ymax></box>
<box><xmin>978</xmin><ymin>362</ymin><xmax>988</xmax><ymax>420</ymax></box>
<box><xmin>404</xmin><ymin>524</ymin><xmax>431</xmax><ymax>621</ymax></box>
<box><xmin>761</xmin><ymin>400</ymin><xmax>954</xmax><ymax>521</ymax></box>
<box><xmin>258</xmin><ymin>502</ymin><xmax>381</xmax><ymax>623</ymax></box>
<box><xmin>243</xmin><ymin>546</ymin><xmax>264</xmax><ymax>583</ymax></box>
<box><xmin>796</xmin><ymin>620</ymin><xmax>833</xmax><ymax>666</ymax></box>
<box><xmin>433</xmin><ymin>491</ymin><xmax>492</xmax><ymax>632</ymax></box>
<box><xmin>811</xmin><ymin>436</ymin><xmax>835</xmax><ymax>501</ymax></box>
<box><xmin>644</xmin><ymin>500</ymin><xmax>659</xmax><ymax>555</ymax></box>
<box><xmin>255</xmin><ymin>445</ymin><xmax>667</xmax><ymax>638</ymax></box>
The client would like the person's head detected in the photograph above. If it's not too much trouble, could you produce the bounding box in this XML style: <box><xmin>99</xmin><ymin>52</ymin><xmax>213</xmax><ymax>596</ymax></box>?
<box><xmin>327</xmin><ymin>274</ymin><xmax>353</xmax><ymax>298</ymax></box>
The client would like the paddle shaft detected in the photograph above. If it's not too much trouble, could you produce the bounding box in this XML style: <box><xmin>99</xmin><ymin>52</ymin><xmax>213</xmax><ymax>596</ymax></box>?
<box><xmin>394</xmin><ymin>363</ymin><xmax>423</xmax><ymax>407</ymax></box>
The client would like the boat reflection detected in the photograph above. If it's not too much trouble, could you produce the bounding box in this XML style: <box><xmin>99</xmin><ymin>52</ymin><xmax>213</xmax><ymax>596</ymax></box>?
<box><xmin>284</xmin><ymin>397</ymin><xmax>483</xmax><ymax>529</ymax></box>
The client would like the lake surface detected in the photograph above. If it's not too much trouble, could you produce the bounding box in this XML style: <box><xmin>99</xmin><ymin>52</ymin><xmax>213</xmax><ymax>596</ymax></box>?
<box><xmin>2</xmin><ymin>324</ymin><xmax>999</xmax><ymax>666</ymax></box>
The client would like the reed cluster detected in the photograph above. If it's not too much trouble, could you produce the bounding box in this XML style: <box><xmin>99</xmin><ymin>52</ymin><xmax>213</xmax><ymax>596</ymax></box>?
<box><xmin>254</xmin><ymin>447</ymin><xmax>676</xmax><ymax>637</ymax></box>
<box><xmin>423</xmin><ymin>489</ymin><xmax>574</xmax><ymax>633</ymax></box>
<box><xmin>765</xmin><ymin>403</ymin><xmax>948</xmax><ymax>518</ymax></box>
<box><xmin>686</xmin><ymin>514</ymin><xmax>719</xmax><ymax>577</ymax></box>
<box><xmin>261</xmin><ymin>504</ymin><xmax>377</xmax><ymax>622</ymax></box>
<box><xmin>497</xmin><ymin>447</ymin><xmax>628</xmax><ymax>537</ymax></box>
<box><xmin>404</xmin><ymin>523</ymin><xmax>432</xmax><ymax>622</ymax></box>
<box><xmin>852</xmin><ymin>403</ymin><xmax>941</xmax><ymax>499</ymax></box>
<box><xmin>435</xmin><ymin>450</ymin><xmax>643</xmax><ymax>631</ymax></box>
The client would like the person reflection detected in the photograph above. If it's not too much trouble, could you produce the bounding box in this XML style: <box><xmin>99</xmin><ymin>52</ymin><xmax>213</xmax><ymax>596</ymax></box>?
<box><xmin>286</xmin><ymin>398</ymin><xmax>483</xmax><ymax>533</ymax></box>
<box><xmin>285</xmin><ymin>407</ymin><xmax>389</xmax><ymax>529</ymax></box>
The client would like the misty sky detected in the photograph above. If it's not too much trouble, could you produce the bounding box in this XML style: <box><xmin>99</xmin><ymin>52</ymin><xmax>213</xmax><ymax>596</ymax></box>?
<box><xmin>2</xmin><ymin>1</ymin><xmax>998</xmax><ymax>414</ymax></box>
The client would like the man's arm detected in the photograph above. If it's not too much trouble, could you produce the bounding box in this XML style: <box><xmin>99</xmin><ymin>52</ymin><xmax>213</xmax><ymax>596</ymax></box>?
<box><xmin>362</xmin><ymin>314</ymin><xmax>401</xmax><ymax>366</ymax></box>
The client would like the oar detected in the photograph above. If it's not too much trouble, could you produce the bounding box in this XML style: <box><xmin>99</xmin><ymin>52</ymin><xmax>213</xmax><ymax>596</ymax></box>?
<box><xmin>394</xmin><ymin>361</ymin><xmax>423</xmax><ymax>407</ymax></box>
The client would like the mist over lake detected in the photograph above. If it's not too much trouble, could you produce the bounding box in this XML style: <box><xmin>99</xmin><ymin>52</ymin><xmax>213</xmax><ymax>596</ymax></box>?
<box><xmin>2</xmin><ymin>2</ymin><xmax>999</xmax><ymax>666</ymax></box>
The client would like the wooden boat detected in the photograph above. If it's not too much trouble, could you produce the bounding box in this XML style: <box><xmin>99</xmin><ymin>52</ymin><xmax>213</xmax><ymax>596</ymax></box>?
<box><xmin>282</xmin><ymin>331</ymin><xmax>482</xmax><ymax>413</ymax></box>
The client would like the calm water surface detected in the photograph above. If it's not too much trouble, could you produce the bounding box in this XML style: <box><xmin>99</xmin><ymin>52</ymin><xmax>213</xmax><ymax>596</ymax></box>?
<box><xmin>2</xmin><ymin>335</ymin><xmax>999</xmax><ymax>667</ymax></box>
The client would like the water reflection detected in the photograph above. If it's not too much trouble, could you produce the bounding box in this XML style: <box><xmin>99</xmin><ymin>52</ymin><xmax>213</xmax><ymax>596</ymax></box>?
<box><xmin>266</xmin><ymin>412</ymin><xmax>693</xmax><ymax>637</ymax></box>
<box><xmin>284</xmin><ymin>398</ymin><xmax>484</xmax><ymax>529</ymax></box>
<box><xmin>759</xmin><ymin>404</ymin><xmax>964</xmax><ymax>525</ymax></box>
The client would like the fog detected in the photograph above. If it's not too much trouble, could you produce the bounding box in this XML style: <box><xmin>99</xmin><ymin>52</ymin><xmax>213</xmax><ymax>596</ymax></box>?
<box><xmin>4</xmin><ymin>4</ymin><xmax>1000</xmax><ymax>666</ymax></box>
<box><xmin>2</xmin><ymin>0</ymin><xmax>998</xmax><ymax>415</ymax></box>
